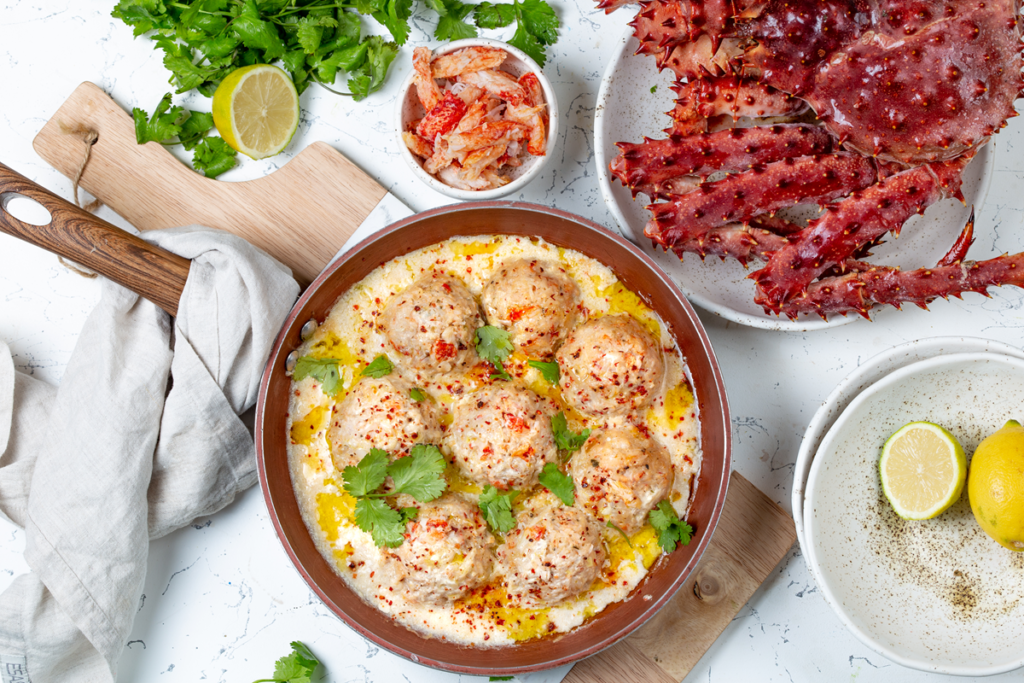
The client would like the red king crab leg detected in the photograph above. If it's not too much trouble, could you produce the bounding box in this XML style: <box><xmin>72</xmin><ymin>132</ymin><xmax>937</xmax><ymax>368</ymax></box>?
<box><xmin>612</xmin><ymin>123</ymin><xmax>831</xmax><ymax>198</ymax></box>
<box><xmin>667</xmin><ymin>76</ymin><xmax>807</xmax><ymax>135</ymax></box>
<box><xmin>645</xmin><ymin>153</ymin><xmax>877</xmax><ymax>245</ymax></box>
<box><xmin>751</xmin><ymin>157</ymin><xmax>968</xmax><ymax>311</ymax></box>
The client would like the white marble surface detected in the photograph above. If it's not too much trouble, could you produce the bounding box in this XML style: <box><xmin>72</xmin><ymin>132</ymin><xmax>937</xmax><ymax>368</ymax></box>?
<box><xmin>3</xmin><ymin>3</ymin><xmax>1024</xmax><ymax>682</ymax></box>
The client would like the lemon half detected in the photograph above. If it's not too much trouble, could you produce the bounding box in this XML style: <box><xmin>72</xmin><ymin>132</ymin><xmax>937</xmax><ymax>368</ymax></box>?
<box><xmin>879</xmin><ymin>421</ymin><xmax>966</xmax><ymax>520</ymax></box>
<box><xmin>212</xmin><ymin>64</ymin><xmax>299</xmax><ymax>159</ymax></box>
<box><xmin>968</xmin><ymin>420</ymin><xmax>1024</xmax><ymax>551</ymax></box>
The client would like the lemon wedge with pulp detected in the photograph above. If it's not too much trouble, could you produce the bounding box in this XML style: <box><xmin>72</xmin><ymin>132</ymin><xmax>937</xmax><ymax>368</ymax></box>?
<box><xmin>968</xmin><ymin>419</ymin><xmax>1024</xmax><ymax>551</ymax></box>
<box><xmin>212</xmin><ymin>64</ymin><xmax>299</xmax><ymax>159</ymax></box>
<box><xmin>879</xmin><ymin>421</ymin><xmax>966</xmax><ymax>520</ymax></box>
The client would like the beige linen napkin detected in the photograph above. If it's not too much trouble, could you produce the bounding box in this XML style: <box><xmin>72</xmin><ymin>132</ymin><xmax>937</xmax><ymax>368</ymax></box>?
<box><xmin>0</xmin><ymin>226</ymin><xmax>299</xmax><ymax>682</ymax></box>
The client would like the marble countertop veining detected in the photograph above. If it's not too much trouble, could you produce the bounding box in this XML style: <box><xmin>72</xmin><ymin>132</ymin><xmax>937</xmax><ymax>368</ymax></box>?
<box><xmin>3</xmin><ymin>3</ymin><xmax>1024</xmax><ymax>682</ymax></box>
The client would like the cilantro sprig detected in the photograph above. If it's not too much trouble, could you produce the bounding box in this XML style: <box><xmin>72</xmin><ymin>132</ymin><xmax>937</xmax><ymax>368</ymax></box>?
<box><xmin>527</xmin><ymin>359</ymin><xmax>559</xmax><ymax>384</ymax></box>
<box><xmin>539</xmin><ymin>462</ymin><xmax>573</xmax><ymax>506</ymax></box>
<box><xmin>131</xmin><ymin>94</ymin><xmax>237</xmax><ymax>178</ymax></box>
<box><xmin>342</xmin><ymin>445</ymin><xmax>447</xmax><ymax>547</ymax></box>
<box><xmin>551</xmin><ymin>411</ymin><xmax>590</xmax><ymax>452</ymax></box>
<box><xmin>476</xmin><ymin>326</ymin><xmax>514</xmax><ymax>380</ymax></box>
<box><xmin>253</xmin><ymin>641</ymin><xmax>320</xmax><ymax>683</ymax></box>
<box><xmin>293</xmin><ymin>356</ymin><xmax>345</xmax><ymax>396</ymax></box>
<box><xmin>649</xmin><ymin>500</ymin><xmax>694</xmax><ymax>553</ymax></box>
<box><xmin>478</xmin><ymin>485</ymin><xmax>519</xmax><ymax>533</ymax></box>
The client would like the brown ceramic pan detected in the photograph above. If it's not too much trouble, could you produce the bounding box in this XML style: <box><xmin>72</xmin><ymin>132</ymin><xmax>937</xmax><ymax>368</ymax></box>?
<box><xmin>0</xmin><ymin>164</ymin><xmax>731</xmax><ymax>677</ymax></box>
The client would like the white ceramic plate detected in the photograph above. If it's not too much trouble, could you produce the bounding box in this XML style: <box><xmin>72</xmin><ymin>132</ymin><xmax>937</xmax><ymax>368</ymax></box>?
<box><xmin>792</xmin><ymin>337</ymin><xmax>1024</xmax><ymax>551</ymax></box>
<box><xmin>594</xmin><ymin>28</ymin><xmax>996</xmax><ymax>331</ymax></box>
<box><xmin>804</xmin><ymin>352</ymin><xmax>1024</xmax><ymax>676</ymax></box>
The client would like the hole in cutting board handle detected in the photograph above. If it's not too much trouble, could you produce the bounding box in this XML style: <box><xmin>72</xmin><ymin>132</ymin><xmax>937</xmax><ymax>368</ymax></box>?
<box><xmin>1</xmin><ymin>193</ymin><xmax>52</xmax><ymax>226</ymax></box>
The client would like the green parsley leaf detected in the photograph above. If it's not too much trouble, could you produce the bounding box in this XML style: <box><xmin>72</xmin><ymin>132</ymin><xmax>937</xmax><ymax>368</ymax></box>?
<box><xmin>370</xmin><ymin>0</ymin><xmax>412</xmax><ymax>45</ymax></box>
<box><xmin>233</xmin><ymin>0</ymin><xmax>288</xmax><ymax>60</ymax></box>
<box><xmin>348</xmin><ymin>36</ymin><xmax>399</xmax><ymax>101</ymax></box>
<box><xmin>527</xmin><ymin>359</ymin><xmax>559</xmax><ymax>384</ymax></box>
<box><xmin>132</xmin><ymin>93</ymin><xmax>185</xmax><ymax>144</ymax></box>
<box><xmin>648</xmin><ymin>500</ymin><xmax>694</xmax><ymax>553</ymax></box>
<box><xmin>292</xmin><ymin>356</ymin><xmax>344</xmax><ymax>395</ymax></box>
<box><xmin>474</xmin><ymin>1</ymin><xmax>516</xmax><ymax>28</ymax></box>
<box><xmin>539</xmin><ymin>462</ymin><xmax>574</xmax><ymax>506</ymax></box>
<box><xmin>476</xmin><ymin>325</ymin><xmax>514</xmax><ymax>380</ymax></box>
<box><xmin>650</xmin><ymin>85</ymin><xmax>658</xmax><ymax>94</ymax></box>
<box><xmin>517</xmin><ymin>0</ymin><xmax>559</xmax><ymax>45</ymax></box>
<box><xmin>409</xmin><ymin>387</ymin><xmax>427</xmax><ymax>402</ymax></box>
<box><xmin>551</xmin><ymin>411</ymin><xmax>590</xmax><ymax>452</ymax></box>
<box><xmin>606</xmin><ymin>520</ymin><xmax>632</xmax><ymax>546</ymax></box>
<box><xmin>386</xmin><ymin>444</ymin><xmax>447</xmax><ymax>501</ymax></box>
<box><xmin>178</xmin><ymin>110</ymin><xmax>215</xmax><ymax>151</ymax></box>
<box><xmin>355</xmin><ymin>497</ymin><xmax>406</xmax><ymax>547</ymax></box>
<box><xmin>252</xmin><ymin>640</ymin><xmax>321</xmax><ymax>683</ymax></box>
<box><xmin>478</xmin><ymin>485</ymin><xmax>519</xmax><ymax>534</ymax></box>
<box><xmin>191</xmin><ymin>136</ymin><xmax>237</xmax><ymax>178</ymax></box>
<box><xmin>436</xmin><ymin>0</ymin><xmax>479</xmax><ymax>41</ymax></box>
<box><xmin>295</xmin><ymin>15</ymin><xmax>325</xmax><ymax>53</ymax></box>
<box><xmin>342</xmin><ymin>448</ymin><xmax>391</xmax><ymax>496</ymax></box>
<box><xmin>361</xmin><ymin>354</ymin><xmax>393</xmax><ymax>378</ymax></box>
<box><xmin>508</xmin><ymin>21</ymin><xmax>547</xmax><ymax>67</ymax></box>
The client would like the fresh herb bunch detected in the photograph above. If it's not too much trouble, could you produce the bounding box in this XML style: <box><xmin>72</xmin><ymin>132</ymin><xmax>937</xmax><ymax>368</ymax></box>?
<box><xmin>111</xmin><ymin>0</ymin><xmax>560</xmax><ymax>174</ymax></box>
<box><xmin>342</xmin><ymin>445</ymin><xmax>447</xmax><ymax>547</ymax></box>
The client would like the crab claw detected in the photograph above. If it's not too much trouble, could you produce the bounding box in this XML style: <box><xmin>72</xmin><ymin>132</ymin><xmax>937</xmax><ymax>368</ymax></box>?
<box><xmin>937</xmin><ymin>207</ymin><xmax>976</xmax><ymax>267</ymax></box>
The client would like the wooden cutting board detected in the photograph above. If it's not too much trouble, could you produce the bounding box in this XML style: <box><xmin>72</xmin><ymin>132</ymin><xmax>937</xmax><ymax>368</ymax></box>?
<box><xmin>33</xmin><ymin>83</ymin><xmax>797</xmax><ymax>683</ymax></box>
<box><xmin>33</xmin><ymin>82</ymin><xmax>387</xmax><ymax>287</ymax></box>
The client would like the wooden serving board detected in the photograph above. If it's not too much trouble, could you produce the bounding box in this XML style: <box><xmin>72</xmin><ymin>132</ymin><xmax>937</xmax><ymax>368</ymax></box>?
<box><xmin>32</xmin><ymin>83</ymin><xmax>796</xmax><ymax>683</ymax></box>
<box><xmin>33</xmin><ymin>82</ymin><xmax>388</xmax><ymax>286</ymax></box>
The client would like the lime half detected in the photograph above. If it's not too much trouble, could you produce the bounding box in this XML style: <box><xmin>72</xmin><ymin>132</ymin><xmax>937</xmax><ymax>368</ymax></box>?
<box><xmin>879</xmin><ymin>421</ymin><xmax>966</xmax><ymax>520</ymax></box>
<box><xmin>212</xmin><ymin>64</ymin><xmax>299</xmax><ymax>160</ymax></box>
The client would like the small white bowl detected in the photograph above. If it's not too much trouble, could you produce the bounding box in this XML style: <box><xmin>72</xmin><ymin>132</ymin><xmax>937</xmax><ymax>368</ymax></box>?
<box><xmin>395</xmin><ymin>38</ymin><xmax>559</xmax><ymax>200</ymax></box>
<box><xmin>804</xmin><ymin>351</ymin><xmax>1024</xmax><ymax>676</ymax></box>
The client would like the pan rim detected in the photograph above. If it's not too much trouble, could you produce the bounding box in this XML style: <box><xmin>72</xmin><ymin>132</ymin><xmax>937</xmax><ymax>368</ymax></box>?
<box><xmin>254</xmin><ymin>200</ymin><xmax>732</xmax><ymax>675</ymax></box>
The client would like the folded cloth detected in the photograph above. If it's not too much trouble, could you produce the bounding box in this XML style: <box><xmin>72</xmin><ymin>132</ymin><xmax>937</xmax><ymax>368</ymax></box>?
<box><xmin>0</xmin><ymin>226</ymin><xmax>300</xmax><ymax>682</ymax></box>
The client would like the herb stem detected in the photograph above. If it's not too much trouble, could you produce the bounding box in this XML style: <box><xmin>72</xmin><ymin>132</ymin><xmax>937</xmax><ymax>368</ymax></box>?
<box><xmin>169</xmin><ymin>1</ymin><xmax>233</xmax><ymax>16</ymax></box>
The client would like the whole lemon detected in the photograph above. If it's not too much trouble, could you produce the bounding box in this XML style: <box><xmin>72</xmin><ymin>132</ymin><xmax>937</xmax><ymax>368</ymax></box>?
<box><xmin>968</xmin><ymin>420</ymin><xmax>1024</xmax><ymax>551</ymax></box>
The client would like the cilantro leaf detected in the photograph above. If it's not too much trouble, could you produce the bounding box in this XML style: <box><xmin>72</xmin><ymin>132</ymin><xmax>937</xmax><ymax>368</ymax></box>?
<box><xmin>355</xmin><ymin>497</ymin><xmax>406</xmax><ymax>547</ymax></box>
<box><xmin>233</xmin><ymin>0</ymin><xmax>287</xmax><ymax>60</ymax></box>
<box><xmin>527</xmin><ymin>359</ymin><xmax>559</xmax><ymax>384</ymax></box>
<box><xmin>476</xmin><ymin>325</ymin><xmax>514</xmax><ymax>379</ymax></box>
<box><xmin>474</xmin><ymin>1</ymin><xmax>516</xmax><ymax>28</ymax></box>
<box><xmin>400</xmin><ymin>506</ymin><xmax>419</xmax><ymax>523</ymax></box>
<box><xmin>293</xmin><ymin>356</ymin><xmax>344</xmax><ymax>395</ymax></box>
<box><xmin>517</xmin><ymin>0</ymin><xmax>559</xmax><ymax>45</ymax></box>
<box><xmin>295</xmin><ymin>15</ymin><xmax>325</xmax><ymax>53</ymax></box>
<box><xmin>191</xmin><ymin>136</ymin><xmax>237</xmax><ymax>178</ymax></box>
<box><xmin>410</xmin><ymin>387</ymin><xmax>427</xmax><ymax>402</ymax></box>
<box><xmin>648</xmin><ymin>500</ymin><xmax>693</xmax><ymax>553</ymax></box>
<box><xmin>252</xmin><ymin>641</ymin><xmax>320</xmax><ymax>683</ymax></box>
<box><xmin>489</xmin><ymin>678</ymin><xmax>515</xmax><ymax>682</ymax></box>
<box><xmin>436</xmin><ymin>0</ymin><xmax>479</xmax><ymax>41</ymax></box>
<box><xmin>386</xmin><ymin>444</ymin><xmax>447</xmax><ymax>501</ymax></box>
<box><xmin>178</xmin><ymin>110</ymin><xmax>215</xmax><ymax>150</ymax></box>
<box><xmin>551</xmin><ymin>412</ymin><xmax>590</xmax><ymax>452</ymax></box>
<box><xmin>132</xmin><ymin>93</ymin><xmax>185</xmax><ymax>144</ymax></box>
<box><xmin>478</xmin><ymin>486</ymin><xmax>519</xmax><ymax>534</ymax></box>
<box><xmin>348</xmin><ymin>36</ymin><xmax>399</xmax><ymax>101</ymax></box>
<box><xmin>508</xmin><ymin>21</ymin><xmax>547</xmax><ymax>67</ymax></box>
<box><xmin>361</xmin><ymin>354</ymin><xmax>393</xmax><ymax>378</ymax></box>
<box><xmin>342</xmin><ymin>448</ymin><xmax>391</xmax><ymax>496</ymax></box>
<box><xmin>539</xmin><ymin>462</ymin><xmax>574</xmax><ymax>506</ymax></box>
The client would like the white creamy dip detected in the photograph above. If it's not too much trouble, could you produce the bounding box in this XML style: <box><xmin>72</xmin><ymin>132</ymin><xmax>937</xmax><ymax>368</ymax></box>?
<box><xmin>286</xmin><ymin>235</ymin><xmax>701</xmax><ymax>645</ymax></box>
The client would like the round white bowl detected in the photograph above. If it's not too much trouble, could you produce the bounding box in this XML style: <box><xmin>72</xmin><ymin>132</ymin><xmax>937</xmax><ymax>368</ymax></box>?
<box><xmin>395</xmin><ymin>38</ymin><xmax>559</xmax><ymax>200</ymax></box>
<box><xmin>804</xmin><ymin>351</ymin><xmax>1024</xmax><ymax>676</ymax></box>
<box><xmin>792</xmin><ymin>336</ymin><xmax>1024</xmax><ymax>552</ymax></box>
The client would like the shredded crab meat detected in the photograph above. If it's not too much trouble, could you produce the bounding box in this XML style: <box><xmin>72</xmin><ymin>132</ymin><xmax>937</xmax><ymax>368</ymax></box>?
<box><xmin>404</xmin><ymin>46</ymin><xmax>548</xmax><ymax>191</ymax></box>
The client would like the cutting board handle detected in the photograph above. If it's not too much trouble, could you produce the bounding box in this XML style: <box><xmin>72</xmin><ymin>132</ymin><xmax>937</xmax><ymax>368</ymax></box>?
<box><xmin>0</xmin><ymin>162</ymin><xmax>189</xmax><ymax>317</ymax></box>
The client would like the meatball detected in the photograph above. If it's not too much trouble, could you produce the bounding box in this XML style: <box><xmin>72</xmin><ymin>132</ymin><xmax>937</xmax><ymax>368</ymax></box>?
<box><xmin>480</xmin><ymin>259</ymin><xmax>580</xmax><ymax>359</ymax></box>
<box><xmin>377</xmin><ymin>273</ymin><xmax>482</xmax><ymax>375</ymax></box>
<box><xmin>327</xmin><ymin>375</ymin><xmax>441</xmax><ymax>470</ymax></box>
<box><xmin>556</xmin><ymin>314</ymin><xmax>664</xmax><ymax>418</ymax></box>
<box><xmin>497</xmin><ymin>504</ymin><xmax>606</xmax><ymax>608</ymax></box>
<box><xmin>446</xmin><ymin>386</ymin><xmax>558</xmax><ymax>490</ymax></box>
<box><xmin>388</xmin><ymin>495</ymin><xmax>496</xmax><ymax>604</ymax></box>
<box><xmin>570</xmin><ymin>428</ymin><xmax>673</xmax><ymax>534</ymax></box>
